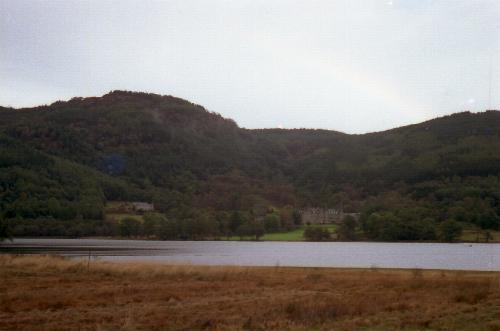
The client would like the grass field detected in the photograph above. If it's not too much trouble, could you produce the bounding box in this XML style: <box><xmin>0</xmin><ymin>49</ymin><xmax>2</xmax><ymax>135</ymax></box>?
<box><xmin>105</xmin><ymin>201</ymin><xmax>145</xmax><ymax>222</ymax></box>
<box><xmin>230</xmin><ymin>224</ymin><xmax>337</xmax><ymax>241</ymax></box>
<box><xmin>106</xmin><ymin>213</ymin><xmax>144</xmax><ymax>221</ymax></box>
<box><xmin>236</xmin><ymin>225</ymin><xmax>500</xmax><ymax>243</ymax></box>
<box><xmin>460</xmin><ymin>229</ymin><xmax>500</xmax><ymax>243</ymax></box>
<box><xmin>0</xmin><ymin>255</ymin><xmax>498</xmax><ymax>330</ymax></box>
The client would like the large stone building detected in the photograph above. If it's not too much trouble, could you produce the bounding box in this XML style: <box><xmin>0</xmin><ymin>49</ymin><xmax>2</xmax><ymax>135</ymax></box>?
<box><xmin>300</xmin><ymin>208</ymin><xmax>360</xmax><ymax>225</ymax></box>
<box><xmin>107</xmin><ymin>201</ymin><xmax>155</xmax><ymax>214</ymax></box>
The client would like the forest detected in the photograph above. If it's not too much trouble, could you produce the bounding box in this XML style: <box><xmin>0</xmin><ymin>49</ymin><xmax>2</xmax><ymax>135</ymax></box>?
<box><xmin>1</xmin><ymin>91</ymin><xmax>499</xmax><ymax>241</ymax></box>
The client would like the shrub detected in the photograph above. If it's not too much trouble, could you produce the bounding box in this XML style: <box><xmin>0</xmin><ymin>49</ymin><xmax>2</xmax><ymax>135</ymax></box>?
<box><xmin>304</xmin><ymin>226</ymin><xmax>331</xmax><ymax>241</ymax></box>
<box><xmin>438</xmin><ymin>219</ymin><xmax>462</xmax><ymax>242</ymax></box>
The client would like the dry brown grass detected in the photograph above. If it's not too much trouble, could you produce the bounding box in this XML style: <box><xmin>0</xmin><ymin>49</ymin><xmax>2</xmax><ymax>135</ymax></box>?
<box><xmin>0</xmin><ymin>255</ymin><xmax>499</xmax><ymax>331</ymax></box>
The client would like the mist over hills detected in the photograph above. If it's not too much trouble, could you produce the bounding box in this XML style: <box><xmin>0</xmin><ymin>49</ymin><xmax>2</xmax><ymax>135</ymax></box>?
<box><xmin>1</xmin><ymin>91</ymin><xmax>499</xmax><ymax>240</ymax></box>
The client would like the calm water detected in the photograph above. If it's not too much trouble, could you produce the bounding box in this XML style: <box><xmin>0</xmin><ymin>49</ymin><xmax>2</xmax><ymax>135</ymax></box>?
<box><xmin>1</xmin><ymin>238</ymin><xmax>499</xmax><ymax>271</ymax></box>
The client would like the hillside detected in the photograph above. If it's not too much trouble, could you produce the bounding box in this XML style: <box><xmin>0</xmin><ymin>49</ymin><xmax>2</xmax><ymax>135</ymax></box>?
<box><xmin>1</xmin><ymin>91</ymin><xmax>499</xmax><ymax>241</ymax></box>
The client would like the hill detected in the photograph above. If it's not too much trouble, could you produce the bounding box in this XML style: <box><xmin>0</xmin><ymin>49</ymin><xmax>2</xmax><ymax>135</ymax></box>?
<box><xmin>1</xmin><ymin>91</ymin><xmax>499</xmax><ymax>241</ymax></box>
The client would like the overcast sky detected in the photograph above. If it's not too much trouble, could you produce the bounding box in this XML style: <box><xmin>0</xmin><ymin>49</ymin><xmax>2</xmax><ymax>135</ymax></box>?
<box><xmin>1</xmin><ymin>0</ymin><xmax>499</xmax><ymax>133</ymax></box>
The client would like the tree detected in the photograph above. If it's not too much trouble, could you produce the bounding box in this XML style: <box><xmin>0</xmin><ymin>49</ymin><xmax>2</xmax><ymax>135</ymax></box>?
<box><xmin>484</xmin><ymin>230</ymin><xmax>492</xmax><ymax>243</ymax></box>
<box><xmin>362</xmin><ymin>212</ymin><xmax>399</xmax><ymax>240</ymax></box>
<box><xmin>303</xmin><ymin>226</ymin><xmax>331</xmax><ymax>241</ymax></box>
<box><xmin>236</xmin><ymin>222</ymin><xmax>252</xmax><ymax>240</ymax></box>
<box><xmin>47</xmin><ymin>197</ymin><xmax>61</xmax><ymax>218</ymax></box>
<box><xmin>292</xmin><ymin>209</ymin><xmax>302</xmax><ymax>226</ymax></box>
<box><xmin>195</xmin><ymin>211</ymin><xmax>219</xmax><ymax>239</ymax></box>
<box><xmin>264</xmin><ymin>213</ymin><xmax>281</xmax><ymax>232</ymax></box>
<box><xmin>249</xmin><ymin>219</ymin><xmax>265</xmax><ymax>240</ymax></box>
<box><xmin>143</xmin><ymin>213</ymin><xmax>168</xmax><ymax>237</ymax></box>
<box><xmin>230</xmin><ymin>211</ymin><xmax>246</xmax><ymax>234</ymax></box>
<box><xmin>157</xmin><ymin>217</ymin><xmax>178</xmax><ymax>240</ymax></box>
<box><xmin>337</xmin><ymin>215</ymin><xmax>357</xmax><ymax>241</ymax></box>
<box><xmin>216</xmin><ymin>211</ymin><xmax>232</xmax><ymax>239</ymax></box>
<box><xmin>414</xmin><ymin>218</ymin><xmax>437</xmax><ymax>241</ymax></box>
<box><xmin>279</xmin><ymin>206</ymin><xmax>295</xmax><ymax>231</ymax></box>
<box><xmin>236</xmin><ymin>219</ymin><xmax>265</xmax><ymax>240</ymax></box>
<box><xmin>0</xmin><ymin>218</ymin><xmax>12</xmax><ymax>242</ymax></box>
<box><xmin>477</xmin><ymin>210</ymin><xmax>500</xmax><ymax>230</ymax></box>
<box><xmin>119</xmin><ymin>217</ymin><xmax>141</xmax><ymax>238</ymax></box>
<box><xmin>438</xmin><ymin>219</ymin><xmax>462</xmax><ymax>242</ymax></box>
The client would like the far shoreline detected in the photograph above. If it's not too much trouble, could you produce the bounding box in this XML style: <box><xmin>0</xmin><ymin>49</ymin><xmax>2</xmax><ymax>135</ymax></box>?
<box><xmin>3</xmin><ymin>236</ymin><xmax>500</xmax><ymax>244</ymax></box>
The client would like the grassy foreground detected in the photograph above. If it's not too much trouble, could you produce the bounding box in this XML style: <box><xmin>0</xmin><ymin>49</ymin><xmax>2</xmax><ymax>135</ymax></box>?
<box><xmin>0</xmin><ymin>255</ymin><xmax>499</xmax><ymax>331</ymax></box>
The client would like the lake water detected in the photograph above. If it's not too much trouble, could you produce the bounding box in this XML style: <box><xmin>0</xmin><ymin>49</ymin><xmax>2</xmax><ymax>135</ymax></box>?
<box><xmin>1</xmin><ymin>238</ymin><xmax>499</xmax><ymax>271</ymax></box>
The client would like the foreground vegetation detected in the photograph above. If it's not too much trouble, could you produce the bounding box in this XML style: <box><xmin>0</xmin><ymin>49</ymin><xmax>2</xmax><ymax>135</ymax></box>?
<box><xmin>0</xmin><ymin>255</ymin><xmax>498</xmax><ymax>331</ymax></box>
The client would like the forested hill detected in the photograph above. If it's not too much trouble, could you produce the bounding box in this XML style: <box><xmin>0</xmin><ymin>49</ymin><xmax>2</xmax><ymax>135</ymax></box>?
<box><xmin>1</xmin><ymin>90</ymin><xmax>500</xmax><ymax>240</ymax></box>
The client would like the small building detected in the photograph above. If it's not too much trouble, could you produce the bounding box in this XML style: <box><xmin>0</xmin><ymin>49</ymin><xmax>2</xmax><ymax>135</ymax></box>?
<box><xmin>131</xmin><ymin>202</ymin><xmax>154</xmax><ymax>213</ymax></box>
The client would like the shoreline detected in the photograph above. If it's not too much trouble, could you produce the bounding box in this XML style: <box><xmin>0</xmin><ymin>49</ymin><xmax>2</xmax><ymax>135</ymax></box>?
<box><xmin>4</xmin><ymin>236</ymin><xmax>500</xmax><ymax>244</ymax></box>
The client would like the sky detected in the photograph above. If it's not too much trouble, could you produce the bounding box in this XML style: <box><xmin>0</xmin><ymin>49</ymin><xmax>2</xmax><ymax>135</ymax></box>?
<box><xmin>1</xmin><ymin>0</ymin><xmax>499</xmax><ymax>133</ymax></box>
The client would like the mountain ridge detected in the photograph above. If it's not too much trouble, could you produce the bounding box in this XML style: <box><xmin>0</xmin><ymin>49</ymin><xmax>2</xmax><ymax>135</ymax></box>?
<box><xmin>3</xmin><ymin>90</ymin><xmax>498</xmax><ymax>136</ymax></box>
